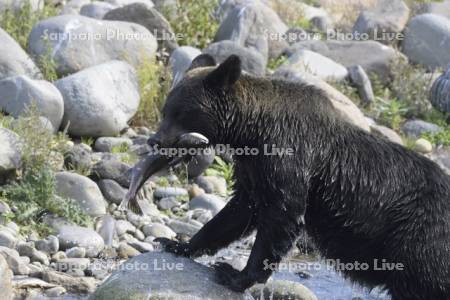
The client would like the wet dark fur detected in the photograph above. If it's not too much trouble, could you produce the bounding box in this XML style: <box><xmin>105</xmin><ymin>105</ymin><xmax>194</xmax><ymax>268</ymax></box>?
<box><xmin>155</xmin><ymin>55</ymin><xmax>450</xmax><ymax>300</ymax></box>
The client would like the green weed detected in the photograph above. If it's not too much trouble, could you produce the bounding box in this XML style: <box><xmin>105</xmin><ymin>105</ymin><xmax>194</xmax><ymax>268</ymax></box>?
<box><xmin>132</xmin><ymin>55</ymin><xmax>172</xmax><ymax>129</ymax></box>
<box><xmin>422</xmin><ymin>129</ymin><xmax>450</xmax><ymax>146</ymax></box>
<box><xmin>0</xmin><ymin>107</ymin><xmax>92</xmax><ymax>237</ymax></box>
<box><xmin>390</xmin><ymin>56</ymin><xmax>436</xmax><ymax>118</ymax></box>
<box><xmin>371</xmin><ymin>98</ymin><xmax>408</xmax><ymax>130</ymax></box>
<box><xmin>423</xmin><ymin>109</ymin><xmax>449</xmax><ymax>127</ymax></box>
<box><xmin>111</xmin><ymin>143</ymin><xmax>130</xmax><ymax>154</ymax></box>
<box><xmin>8</xmin><ymin>105</ymin><xmax>69</xmax><ymax>173</ymax></box>
<box><xmin>402</xmin><ymin>137</ymin><xmax>417</xmax><ymax>150</ymax></box>
<box><xmin>0</xmin><ymin>0</ymin><xmax>59</xmax><ymax>49</ymax></box>
<box><xmin>268</xmin><ymin>55</ymin><xmax>288</xmax><ymax>70</ymax></box>
<box><xmin>164</xmin><ymin>0</ymin><xmax>219</xmax><ymax>49</ymax></box>
<box><xmin>80</xmin><ymin>137</ymin><xmax>94</xmax><ymax>148</ymax></box>
<box><xmin>1</xmin><ymin>168</ymin><xmax>92</xmax><ymax>236</ymax></box>
<box><xmin>205</xmin><ymin>156</ymin><xmax>234</xmax><ymax>191</ymax></box>
<box><xmin>156</xmin><ymin>177</ymin><xmax>170</xmax><ymax>187</ymax></box>
<box><xmin>332</xmin><ymin>81</ymin><xmax>361</xmax><ymax>105</ymax></box>
<box><xmin>421</xmin><ymin>111</ymin><xmax>450</xmax><ymax>146</ymax></box>
<box><xmin>36</xmin><ymin>39</ymin><xmax>59</xmax><ymax>81</ymax></box>
<box><xmin>66</xmin><ymin>161</ymin><xmax>92</xmax><ymax>177</ymax></box>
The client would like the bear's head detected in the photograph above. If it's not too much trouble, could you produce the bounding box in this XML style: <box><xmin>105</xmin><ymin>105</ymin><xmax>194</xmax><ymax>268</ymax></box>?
<box><xmin>148</xmin><ymin>54</ymin><xmax>242</xmax><ymax>149</ymax></box>
<box><xmin>120</xmin><ymin>55</ymin><xmax>243</xmax><ymax>213</ymax></box>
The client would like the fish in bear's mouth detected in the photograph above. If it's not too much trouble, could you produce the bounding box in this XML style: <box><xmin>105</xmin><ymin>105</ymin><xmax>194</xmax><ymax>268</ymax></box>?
<box><xmin>118</xmin><ymin>132</ymin><xmax>209</xmax><ymax>214</ymax></box>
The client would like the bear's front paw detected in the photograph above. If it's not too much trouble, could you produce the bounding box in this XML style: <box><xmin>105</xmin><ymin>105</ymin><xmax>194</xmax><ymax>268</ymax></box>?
<box><xmin>154</xmin><ymin>238</ymin><xmax>191</xmax><ymax>257</ymax></box>
<box><xmin>213</xmin><ymin>262</ymin><xmax>253</xmax><ymax>293</ymax></box>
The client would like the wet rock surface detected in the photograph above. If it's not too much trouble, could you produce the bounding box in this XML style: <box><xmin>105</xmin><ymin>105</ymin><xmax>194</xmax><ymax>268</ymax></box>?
<box><xmin>90</xmin><ymin>251</ymin><xmax>247</xmax><ymax>300</ymax></box>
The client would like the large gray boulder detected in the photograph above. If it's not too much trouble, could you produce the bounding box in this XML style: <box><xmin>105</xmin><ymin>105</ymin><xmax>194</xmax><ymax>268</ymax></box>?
<box><xmin>104</xmin><ymin>2</ymin><xmax>178</xmax><ymax>52</ymax></box>
<box><xmin>0</xmin><ymin>255</ymin><xmax>13</xmax><ymax>300</ymax></box>
<box><xmin>352</xmin><ymin>0</ymin><xmax>410</xmax><ymax>44</ymax></box>
<box><xmin>214</xmin><ymin>1</ymin><xmax>288</xmax><ymax>60</ymax></box>
<box><xmin>28</xmin><ymin>15</ymin><xmax>157</xmax><ymax>76</ymax></box>
<box><xmin>203</xmin><ymin>41</ymin><xmax>266</xmax><ymax>76</ymax></box>
<box><xmin>277</xmin><ymin>49</ymin><xmax>348</xmax><ymax>82</ymax></box>
<box><xmin>55</xmin><ymin>171</ymin><xmax>107</xmax><ymax>216</ymax></box>
<box><xmin>0</xmin><ymin>76</ymin><xmax>64</xmax><ymax>130</ymax></box>
<box><xmin>169</xmin><ymin>46</ymin><xmax>201</xmax><ymax>87</ymax></box>
<box><xmin>89</xmin><ymin>251</ymin><xmax>247</xmax><ymax>300</ymax></box>
<box><xmin>55</xmin><ymin>60</ymin><xmax>140</xmax><ymax>137</ymax></box>
<box><xmin>402</xmin><ymin>14</ymin><xmax>450</xmax><ymax>70</ymax></box>
<box><xmin>0</xmin><ymin>128</ymin><xmax>21</xmax><ymax>177</ymax></box>
<box><xmin>57</xmin><ymin>225</ymin><xmax>105</xmax><ymax>257</ymax></box>
<box><xmin>286</xmin><ymin>40</ymin><xmax>398</xmax><ymax>82</ymax></box>
<box><xmin>0</xmin><ymin>28</ymin><xmax>41</xmax><ymax>81</ymax></box>
<box><xmin>273</xmin><ymin>71</ymin><xmax>370</xmax><ymax>132</ymax></box>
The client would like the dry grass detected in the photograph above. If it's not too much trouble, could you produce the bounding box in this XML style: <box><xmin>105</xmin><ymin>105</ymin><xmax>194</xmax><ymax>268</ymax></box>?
<box><xmin>269</xmin><ymin>0</ymin><xmax>377</xmax><ymax>31</ymax></box>
<box><xmin>319</xmin><ymin>0</ymin><xmax>377</xmax><ymax>31</ymax></box>
<box><xmin>390</xmin><ymin>55</ymin><xmax>437</xmax><ymax>118</ymax></box>
<box><xmin>270</xmin><ymin>0</ymin><xmax>307</xmax><ymax>26</ymax></box>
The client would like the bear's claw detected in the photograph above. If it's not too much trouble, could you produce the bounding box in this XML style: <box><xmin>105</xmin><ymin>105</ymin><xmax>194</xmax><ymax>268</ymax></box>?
<box><xmin>155</xmin><ymin>237</ymin><xmax>191</xmax><ymax>257</ymax></box>
<box><xmin>213</xmin><ymin>262</ymin><xmax>250</xmax><ymax>293</ymax></box>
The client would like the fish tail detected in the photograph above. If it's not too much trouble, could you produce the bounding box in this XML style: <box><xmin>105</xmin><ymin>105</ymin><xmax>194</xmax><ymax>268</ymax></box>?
<box><xmin>119</xmin><ymin>191</ymin><xmax>144</xmax><ymax>215</ymax></box>
<box><xmin>128</xmin><ymin>197</ymin><xmax>143</xmax><ymax>215</ymax></box>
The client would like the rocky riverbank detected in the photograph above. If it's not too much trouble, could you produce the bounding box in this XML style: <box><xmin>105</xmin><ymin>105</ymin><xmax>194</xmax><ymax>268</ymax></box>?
<box><xmin>0</xmin><ymin>0</ymin><xmax>450</xmax><ymax>299</ymax></box>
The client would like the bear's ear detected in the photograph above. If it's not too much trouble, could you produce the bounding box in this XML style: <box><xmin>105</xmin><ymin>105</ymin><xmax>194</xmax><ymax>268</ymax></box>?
<box><xmin>204</xmin><ymin>55</ymin><xmax>242</xmax><ymax>88</ymax></box>
<box><xmin>188</xmin><ymin>54</ymin><xmax>216</xmax><ymax>71</ymax></box>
